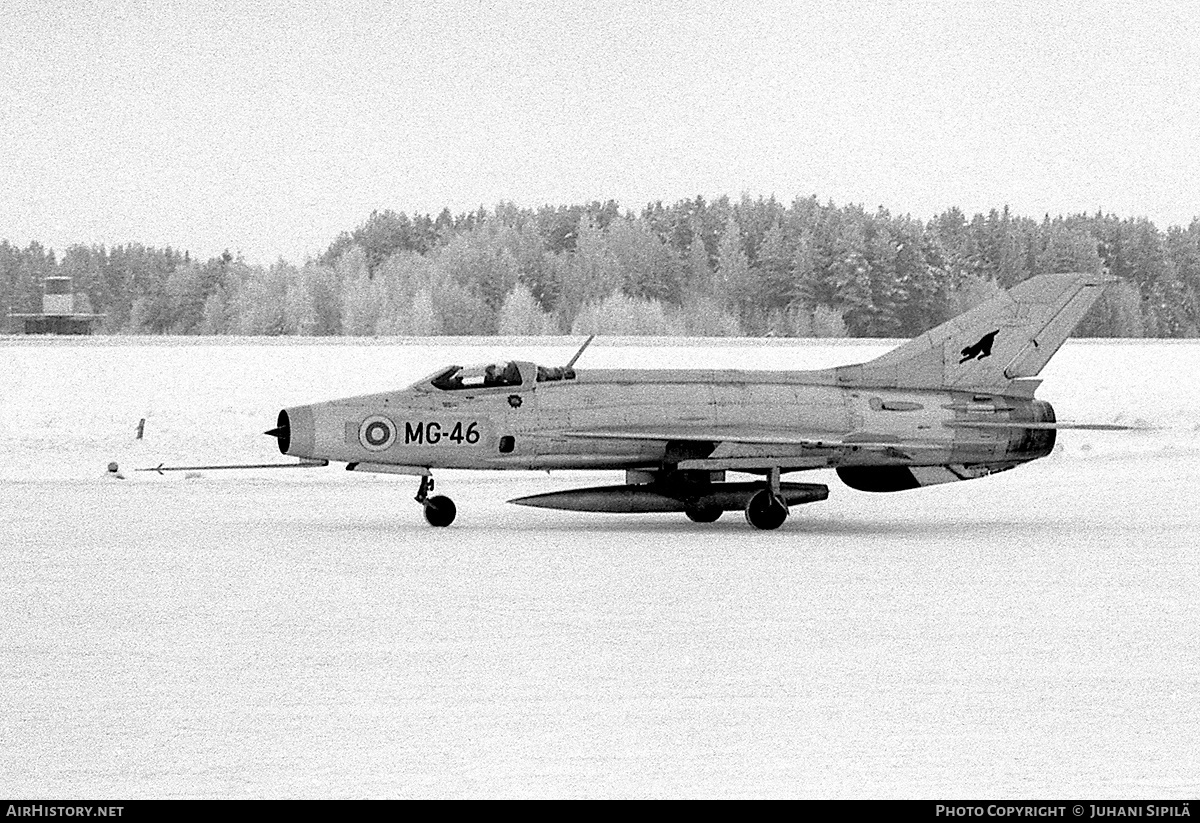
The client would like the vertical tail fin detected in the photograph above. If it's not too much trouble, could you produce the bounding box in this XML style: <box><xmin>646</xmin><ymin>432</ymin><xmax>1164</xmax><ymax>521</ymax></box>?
<box><xmin>841</xmin><ymin>273</ymin><xmax>1112</xmax><ymax>391</ymax></box>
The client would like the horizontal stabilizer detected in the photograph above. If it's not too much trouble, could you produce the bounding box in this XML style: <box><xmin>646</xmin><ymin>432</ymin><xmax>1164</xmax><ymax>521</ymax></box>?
<box><xmin>944</xmin><ymin>421</ymin><xmax>1135</xmax><ymax>431</ymax></box>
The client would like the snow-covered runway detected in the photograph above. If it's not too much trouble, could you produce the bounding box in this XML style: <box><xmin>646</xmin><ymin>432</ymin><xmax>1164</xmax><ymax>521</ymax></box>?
<box><xmin>2</xmin><ymin>338</ymin><xmax>1197</xmax><ymax>797</ymax></box>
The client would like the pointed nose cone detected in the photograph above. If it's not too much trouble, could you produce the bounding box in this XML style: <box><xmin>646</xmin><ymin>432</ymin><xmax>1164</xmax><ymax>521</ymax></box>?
<box><xmin>265</xmin><ymin>410</ymin><xmax>291</xmax><ymax>454</ymax></box>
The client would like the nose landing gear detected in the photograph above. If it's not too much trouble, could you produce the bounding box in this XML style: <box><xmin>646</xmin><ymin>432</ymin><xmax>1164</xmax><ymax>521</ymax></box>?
<box><xmin>416</xmin><ymin>475</ymin><xmax>456</xmax><ymax>527</ymax></box>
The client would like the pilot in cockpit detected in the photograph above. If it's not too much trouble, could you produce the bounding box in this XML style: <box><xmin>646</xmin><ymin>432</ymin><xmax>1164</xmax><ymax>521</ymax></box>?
<box><xmin>484</xmin><ymin>362</ymin><xmax>520</xmax><ymax>387</ymax></box>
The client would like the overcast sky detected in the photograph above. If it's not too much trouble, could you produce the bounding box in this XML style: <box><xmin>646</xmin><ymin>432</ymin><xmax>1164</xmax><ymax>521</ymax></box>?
<box><xmin>2</xmin><ymin>0</ymin><xmax>1197</xmax><ymax>264</ymax></box>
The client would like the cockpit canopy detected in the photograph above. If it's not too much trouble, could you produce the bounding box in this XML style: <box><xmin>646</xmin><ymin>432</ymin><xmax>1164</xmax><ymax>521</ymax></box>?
<box><xmin>428</xmin><ymin>360</ymin><xmax>576</xmax><ymax>391</ymax></box>
<box><xmin>432</xmin><ymin>361</ymin><xmax>522</xmax><ymax>391</ymax></box>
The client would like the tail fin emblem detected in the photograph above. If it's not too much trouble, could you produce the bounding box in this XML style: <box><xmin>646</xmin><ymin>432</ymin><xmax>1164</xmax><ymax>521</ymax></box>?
<box><xmin>960</xmin><ymin>329</ymin><xmax>999</xmax><ymax>364</ymax></box>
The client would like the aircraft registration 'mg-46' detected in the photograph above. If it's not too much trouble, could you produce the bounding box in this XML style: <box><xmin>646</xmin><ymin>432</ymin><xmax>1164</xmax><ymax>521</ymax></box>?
<box><xmin>149</xmin><ymin>273</ymin><xmax>1129</xmax><ymax>529</ymax></box>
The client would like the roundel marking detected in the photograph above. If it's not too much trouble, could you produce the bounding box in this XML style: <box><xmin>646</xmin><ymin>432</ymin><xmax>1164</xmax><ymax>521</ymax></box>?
<box><xmin>359</xmin><ymin>415</ymin><xmax>397</xmax><ymax>451</ymax></box>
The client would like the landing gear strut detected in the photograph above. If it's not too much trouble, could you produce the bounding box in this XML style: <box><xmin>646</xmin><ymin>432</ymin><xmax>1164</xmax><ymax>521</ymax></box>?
<box><xmin>416</xmin><ymin>474</ymin><xmax>456</xmax><ymax>527</ymax></box>
<box><xmin>744</xmin><ymin>467</ymin><xmax>789</xmax><ymax>530</ymax></box>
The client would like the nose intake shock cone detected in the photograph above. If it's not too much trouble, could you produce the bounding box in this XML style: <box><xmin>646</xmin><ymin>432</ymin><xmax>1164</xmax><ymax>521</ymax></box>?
<box><xmin>265</xmin><ymin>409</ymin><xmax>291</xmax><ymax>454</ymax></box>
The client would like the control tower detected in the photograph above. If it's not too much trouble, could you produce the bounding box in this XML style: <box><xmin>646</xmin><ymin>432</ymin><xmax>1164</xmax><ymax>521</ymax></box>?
<box><xmin>8</xmin><ymin>276</ymin><xmax>104</xmax><ymax>334</ymax></box>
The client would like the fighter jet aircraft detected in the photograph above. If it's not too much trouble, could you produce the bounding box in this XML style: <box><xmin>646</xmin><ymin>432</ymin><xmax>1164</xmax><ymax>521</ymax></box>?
<box><xmin>208</xmin><ymin>271</ymin><xmax>1124</xmax><ymax>530</ymax></box>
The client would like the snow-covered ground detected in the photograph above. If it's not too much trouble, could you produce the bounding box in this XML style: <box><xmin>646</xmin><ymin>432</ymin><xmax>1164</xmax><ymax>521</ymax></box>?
<box><xmin>2</xmin><ymin>337</ymin><xmax>1198</xmax><ymax>797</ymax></box>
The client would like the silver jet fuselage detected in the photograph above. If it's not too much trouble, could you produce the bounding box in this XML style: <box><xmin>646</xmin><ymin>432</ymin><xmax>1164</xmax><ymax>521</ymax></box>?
<box><xmin>146</xmin><ymin>273</ymin><xmax>1115</xmax><ymax>529</ymax></box>
<box><xmin>274</xmin><ymin>361</ymin><xmax>1056</xmax><ymax>491</ymax></box>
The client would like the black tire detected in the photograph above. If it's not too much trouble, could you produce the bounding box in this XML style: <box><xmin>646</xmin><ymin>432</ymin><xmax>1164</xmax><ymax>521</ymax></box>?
<box><xmin>423</xmin><ymin>495</ymin><xmax>457</xmax><ymax>527</ymax></box>
<box><xmin>685</xmin><ymin>504</ymin><xmax>723</xmax><ymax>523</ymax></box>
<box><xmin>744</xmin><ymin>490</ymin><xmax>788</xmax><ymax>530</ymax></box>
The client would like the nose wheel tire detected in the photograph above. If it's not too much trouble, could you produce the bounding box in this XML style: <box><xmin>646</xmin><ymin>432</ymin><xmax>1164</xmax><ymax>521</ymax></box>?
<box><xmin>685</xmin><ymin>504</ymin><xmax>722</xmax><ymax>523</ymax></box>
<box><xmin>423</xmin><ymin>495</ymin><xmax>457</xmax><ymax>527</ymax></box>
<box><xmin>744</xmin><ymin>489</ymin><xmax>788</xmax><ymax>530</ymax></box>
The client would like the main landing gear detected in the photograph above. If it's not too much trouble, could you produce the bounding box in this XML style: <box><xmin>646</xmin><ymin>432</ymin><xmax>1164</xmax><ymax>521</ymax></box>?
<box><xmin>684</xmin><ymin>504</ymin><xmax>722</xmax><ymax>523</ymax></box>
<box><xmin>415</xmin><ymin>475</ymin><xmax>456</xmax><ymax>527</ymax></box>
<box><xmin>744</xmin><ymin>467</ymin><xmax>789</xmax><ymax>531</ymax></box>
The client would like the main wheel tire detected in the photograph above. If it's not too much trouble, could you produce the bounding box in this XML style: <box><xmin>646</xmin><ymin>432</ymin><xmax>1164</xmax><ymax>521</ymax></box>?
<box><xmin>744</xmin><ymin>489</ymin><xmax>788</xmax><ymax>530</ymax></box>
<box><xmin>685</xmin><ymin>504</ymin><xmax>723</xmax><ymax>523</ymax></box>
<box><xmin>423</xmin><ymin>495</ymin><xmax>457</xmax><ymax>527</ymax></box>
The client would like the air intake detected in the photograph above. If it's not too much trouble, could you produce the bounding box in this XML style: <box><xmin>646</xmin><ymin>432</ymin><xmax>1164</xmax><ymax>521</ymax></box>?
<box><xmin>264</xmin><ymin>409</ymin><xmax>291</xmax><ymax>454</ymax></box>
